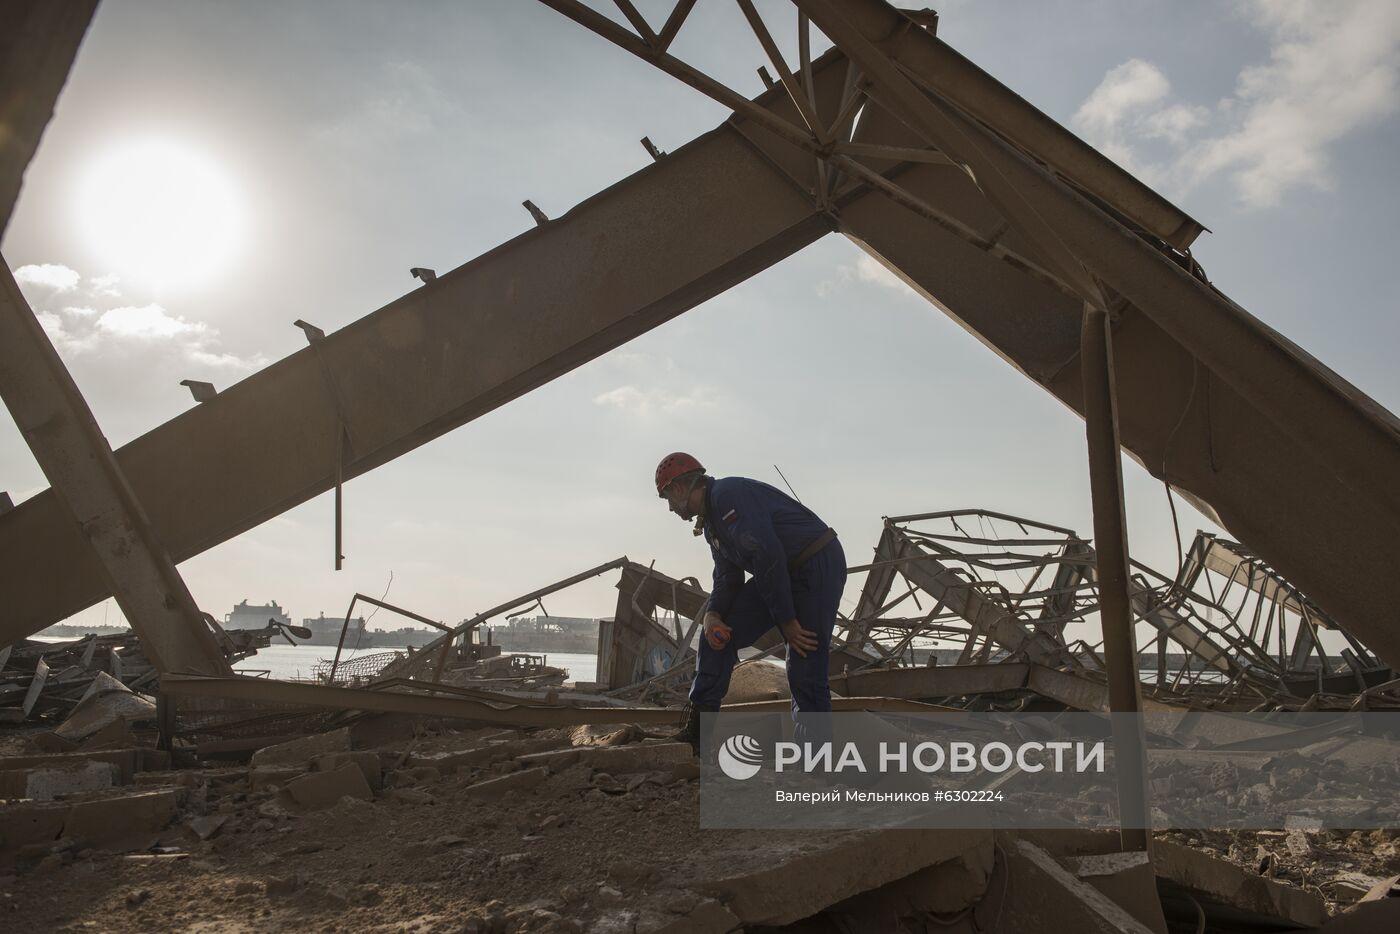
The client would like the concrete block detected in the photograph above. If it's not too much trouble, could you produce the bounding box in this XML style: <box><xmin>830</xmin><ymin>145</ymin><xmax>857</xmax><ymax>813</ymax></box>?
<box><xmin>248</xmin><ymin>727</ymin><xmax>351</xmax><ymax>769</ymax></box>
<box><xmin>642</xmin><ymin>898</ymin><xmax>742</xmax><ymax>934</ymax></box>
<box><xmin>0</xmin><ymin>801</ymin><xmax>70</xmax><ymax>852</ymax></box>
<box><xmin>1302</xmin><ymin>899</ymin><xmax>1400</xmax><ymax>933</ymax></box>
<box><xmin>1063</xmin><ymin>852</ymin><xmax>1169</xmax><ymax>934</ymax></box>
<box><xmin>699</xmin><ymin>828</ymin><xmax>989</xmax><ymax>927</ymax></box>
<box><xmin>312</xmin><ymin>751</ymin><xmax>382</xmax><ymax>790</ymax></box>
<box><xmin>285</xmin><ymin>762</ymin><xmax>373</xmax><ymax>810</ymax></box>
<box><xmin>580</xmin><ymin>742</ymin><xmax>693</xmax><ymax>774</ymax></box>
<box><xmin>54</xmin><ymin>673</ymin><xmax>156</xmax><ymax>741</ymax></box>
<box><xmin>1151</xmin><ymin>838</ymin><xmax>1325</xmax><ymax>928</ymax></box>
<box><xmin>249</xmin><ymin>767</ymin><xmax>305</xmax><ymax>791</ymax></box>
<box><xmin>821</xmin><ymin>831</ymin><xmax>994</xmax><ymax>923</ymax></box>
<box><xmin>408</xmin><ymin>734</ymin><xmax>569</xmax><ymax>771</ymax></box>
<box><xmin>995</xmin><ymin>838</ymin><xmax>1157</xmax><ymax>934</ymax></box>
<box><xmin>0</xmin><ymin>749</ymin><xmax>137</xmax><ymax>784</ymax></box>
<box><xmin>0</xmin><ymin>761</ymin><xmax>117</xmax><ymax>801</ymax></box>
<box><xmin>515</xmin><ymin>748</ymin><xmax>581</xmax><ymax>772</ymax></box>
<box><xmin>62</xmin><ymin>789</ymin><xmax>177</xmax><ymax>846</ymax></box>
<box><xmin>463</xmin><ymin>766</ymin><xmax>548</xmax><ymax>800</ymax></box>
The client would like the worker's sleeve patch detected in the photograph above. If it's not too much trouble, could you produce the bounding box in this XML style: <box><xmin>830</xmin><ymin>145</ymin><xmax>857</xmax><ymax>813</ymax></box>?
<box><xmin>722</xmin><ymin>509</ymin><xmax>738</xmax><ymax>524</ymax></box>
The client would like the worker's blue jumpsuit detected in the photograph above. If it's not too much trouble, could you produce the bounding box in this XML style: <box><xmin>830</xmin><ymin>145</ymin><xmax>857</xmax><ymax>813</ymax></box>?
<box><xmin>688</xmin><ymin>477</ymin><xmax>845</xmax><ymax>719</ymax></box>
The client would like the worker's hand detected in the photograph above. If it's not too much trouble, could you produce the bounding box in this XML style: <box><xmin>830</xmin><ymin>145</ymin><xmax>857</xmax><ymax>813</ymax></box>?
<box><xmin>780</xmin><ymin>618</ymin><xmax>819</xmax><ymax>657</ymax></box>
<box><xmin>703</xmin><ymin>612</ymin><xmax>732</xmax><ymax>651</ymax></box>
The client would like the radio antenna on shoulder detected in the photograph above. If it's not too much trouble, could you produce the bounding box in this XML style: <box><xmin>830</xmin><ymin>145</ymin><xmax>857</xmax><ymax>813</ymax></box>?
<box><xmin>773</xmin><ymin>464</ymin><xmax>802</xmax><ymax>504</ymax></box>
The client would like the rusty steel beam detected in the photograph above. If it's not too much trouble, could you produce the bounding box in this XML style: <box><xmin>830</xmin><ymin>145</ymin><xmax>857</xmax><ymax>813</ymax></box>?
<box><xmin>0</xmin><ymin>0</ymin><xmax>97</xmax><ymax>239</ymax></box>
<box><xmin>0</xmin><ymin>261</ymin><xmax>231</xmax><ymax>676</ymax></box>
<box><xmin>0</xmin><ymin>116</ymin><xmax>829</xmax><ymax>642</ymax></box>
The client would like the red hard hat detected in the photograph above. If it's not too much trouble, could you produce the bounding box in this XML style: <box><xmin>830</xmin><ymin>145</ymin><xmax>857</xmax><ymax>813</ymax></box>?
<box><xmin>655</xmin><ymin>452</ymin><xmax>704</xmax><ymax>494</ymax></box>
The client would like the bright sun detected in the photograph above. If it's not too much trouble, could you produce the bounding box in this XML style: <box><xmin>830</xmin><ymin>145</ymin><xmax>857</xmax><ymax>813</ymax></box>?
<box><xmin>77</xmin><ymin>138</ymin><xmax>245</xmax><ymax>290</ymax></box>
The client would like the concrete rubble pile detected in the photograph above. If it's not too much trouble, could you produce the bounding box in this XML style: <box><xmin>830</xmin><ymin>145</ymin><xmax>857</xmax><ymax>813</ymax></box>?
<box><xmin>2</xmin><ymin>709</ymin><xmax>1395</xmax><ymax>932</ymax></box>
<box><xmin>0</xmin><ymin>625</ymin><xmax>284</xmax><ymax>729</ymax></box>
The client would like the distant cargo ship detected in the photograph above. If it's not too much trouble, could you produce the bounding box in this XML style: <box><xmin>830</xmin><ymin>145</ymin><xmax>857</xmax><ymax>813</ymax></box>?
<box><xmin>299</xmin><ymin>612</ymin><xmax>373</xmax><ymax>648</ymax></box>
<box><xmin>223</xmin><ymin>602</ymin><xmax>374</xmax><ymax>647</ymax></box>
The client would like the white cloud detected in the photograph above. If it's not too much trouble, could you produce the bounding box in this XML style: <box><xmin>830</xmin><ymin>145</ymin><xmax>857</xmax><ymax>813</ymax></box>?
<box><xmin>18</xmin><ymin>261</ymin><xmax>265</xmax><ymax>374</ymax></box>
<box><xmin>1072</xmin><ymin>0</ymin><xmax>1400</xmax><ymax>208</ymax></box>
<box><xmin>35</xmin><ymin>310</ymin><xmax>70</xmax><ymax>342</ymax></box>
<box><xmin>96</xmin><ymin>303</ymin><xmax>207</xmax><ymax>340</ymax></box>
<box><xmin>818</xmin><ymin>254</ymin><xmax>918</xmax><ymax>299</ymax></box>
<box><xmin>89</xmin><ymin>273</ymin><xmax>121</xmax><ymax>296</ymax></box>
<box><xmin>592</xmin><ymin>383</ymin><xmax>717</xmax><ymax>418</ymax></box>
<box><xmin>1073</xmin><ymin>59</ymin><xmax>1171</xmax><ymax>136</ymax></box>
<box><xmin>15</xmin><ymin>263</ymin><xmax>81</xmax><ymax>292</ymax></box>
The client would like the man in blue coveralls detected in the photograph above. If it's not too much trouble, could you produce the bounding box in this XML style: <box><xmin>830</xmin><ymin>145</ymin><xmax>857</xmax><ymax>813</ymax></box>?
<box><xmin>653</xmin><ymin>452</ymin><xmax>845</xmax><ymax>751</ymax></box>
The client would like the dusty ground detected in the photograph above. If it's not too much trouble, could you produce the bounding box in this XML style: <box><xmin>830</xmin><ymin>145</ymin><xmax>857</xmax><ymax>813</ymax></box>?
<box><xmin>1160</xmin><ymin>827</ymin><xmax>1400</xmax><ymax>914</ymax></box>
<box><xmin>0</xmin><ymin>722</ymin><xmax>868</xmax><ymax>933</ymax></box>
<box><xmin>4</xmin><ymin>718</ymin><xmax>1398</xmax><ymax>932</ymax></box>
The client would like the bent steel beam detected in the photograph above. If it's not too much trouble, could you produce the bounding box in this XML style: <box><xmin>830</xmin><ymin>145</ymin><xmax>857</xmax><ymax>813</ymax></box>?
<box><xmin>807</xmin><ymin>2</ymin><xmax>1400</xmax><ymax>668</ymax></box>
<box><xmin>0</xmin><ymin>261</ymin><xmax>230</xmax><ymax>676</ymax></box>
<box><xmin>0</xmin><ymin>120</ymin><xmax>828</xmax><ymax>643</ymax></box>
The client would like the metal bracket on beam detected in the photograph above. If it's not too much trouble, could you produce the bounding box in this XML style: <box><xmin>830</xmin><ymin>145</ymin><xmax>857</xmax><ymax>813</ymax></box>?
<box><xmin>522</xmin><ymin>200</ymin><xmax>549</xmax><ymax>225</ymax></box>
<box><xmin>756</xmin><ymin>65</ymin><xmax>776</xmax><ymax>88</ymax></box>
<box><xmin>899</xmin><ymin>8</ymin><xmax>938</xmax><ymax>32</ymax></box>
<box><xmin>293</xmin><ymin>319</ymin><xmax>325</xmax><ymax>343</ymax></box>
<box><xmin>410</xmin><ymin>267</ymin><xmax>437</xmax><ymax>284</ymax></box>
<box><xmin>179</xmin><ymin>379</ymin><xmax>216</xmax><ymax>403</ymax></box>
<box><xmin>640</xmin><ymin>136</ymin><xmax>665</xmax><ymax>161</ymax></box>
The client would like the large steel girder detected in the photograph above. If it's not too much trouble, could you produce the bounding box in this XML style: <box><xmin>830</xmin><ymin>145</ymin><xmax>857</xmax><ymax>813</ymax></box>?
<box><xmin>0</xmin><ymin>120</ymin><xmax>829</xmax><ymax>642</ymax></box>
<box><xmin>795</xmin><ymin>1</ymin><xmax>1400</xmax><ymax>668</ymax></box>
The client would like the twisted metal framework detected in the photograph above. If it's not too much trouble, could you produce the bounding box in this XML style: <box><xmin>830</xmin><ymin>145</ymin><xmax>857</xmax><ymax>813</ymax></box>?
<box><xmin>841</xmin><ymin>510</ymin><xmax>1395</xmax><ymax>710</ymax></box>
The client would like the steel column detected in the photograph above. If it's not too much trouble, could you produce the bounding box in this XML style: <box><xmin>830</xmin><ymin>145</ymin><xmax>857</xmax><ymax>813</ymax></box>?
<box><xmin>1081</xmin><ymin>303</ymin><xmax>1150</xmax><ymax>850</ymax></box>
<box><xmin>0</xmin><ymin>260</ymin><xmax>230</xmax><ymax>676</ymax></box>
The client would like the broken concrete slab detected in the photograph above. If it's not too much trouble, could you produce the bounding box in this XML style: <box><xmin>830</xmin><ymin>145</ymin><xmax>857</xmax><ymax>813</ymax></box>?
<box><xmin>579</xmin><ymin>742</ymin><xmax>693</xmax><ymax>774</ymax></box>
<box><xmin>995</xmin><ymin>838</ymin><xmax>1158</xmax><ymax>934</ymax></box>
<box><xmin>248</xmin><ymin>727</ymin><xmax>352</xmax><ymax>769</ymax></box>
<box><xmin>249</xmin><ymin>767</ymin><xmax>304</xmax><ymax>792</ymax></box>
<box><xmin>696</xmin><ymin>828</ymin><xmax>990</xmax><ymax>927</ymax></box>
<box><xmin>0</xmin><ymin>749</ymin><xmax>138</xmax><ymax>784</ymax></box>
<box><xmin>311</xmin><ymin>751</ymin><xmax>382</xmax><ymax>790</ymax></box>
<box><xmin>0</xmin><ymin>760</ymin><xmax>116</xmax><ymax>801</ymax></box>
<box><xmin>641</xmin><ymin>898</ymin><xmax>742</xmax><ymax>934</ymax></box>
<box><xmin>1300</xmin><ymin>899</ymin><xmax>1400</xmax><ymax>933</ymax></box>
<box><xmin>802</xmin><ymin>828</ymin><xmax>993</xmax><ymax>929</ymax></box>
<box><xmin>463</xmin><ymin>766</ymin><xmax>548</xmax><ymax>800</ymax></box>
<box><xmin>53</xmin><ymin>672</ymin><xmax>155</xmax><ymax>741</ymax></box>
<box><xmin>0</xmin><ymin>800</ymin><xmax>69</xmax><ymax>853</ymax></box>
<box><xmin>409</xmin><ymin>734</ymin><xmax>570</xmax><ymax>771</ymax></box>
<box><xmin>1062</xmin><ymin>851</ymin><xmax>1169</xmax><ymax>934</ymax></box>
<box><xmin>515</xmin><ymin>747</ymin><xmax>581</xmax><ymax>772</ymax></box>
<box><xmin>284</xmin><ymin>762</ymin><xmax>373</xmax><ymax>811</ymax></box>
<box><xmin>187</xmin><ymin>814</ymin><xmax>228</xmax><ymax>841</ymax></box>
<box><xmin>1152</xmin><ymin>838</ymin><xmax>1327</xmax><ymax>928</ymax></box>
<box><xmin>61</xmin><ymin>789</ymin><xmax>177</xmax><ymax>847</ymax></box>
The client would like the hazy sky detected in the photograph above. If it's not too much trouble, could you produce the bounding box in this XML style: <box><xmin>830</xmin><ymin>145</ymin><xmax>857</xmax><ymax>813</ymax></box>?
<box><xmin>4</xmin><ymin>1</ymin><xmax>1398</xmax><ymax>648</ymax></box>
